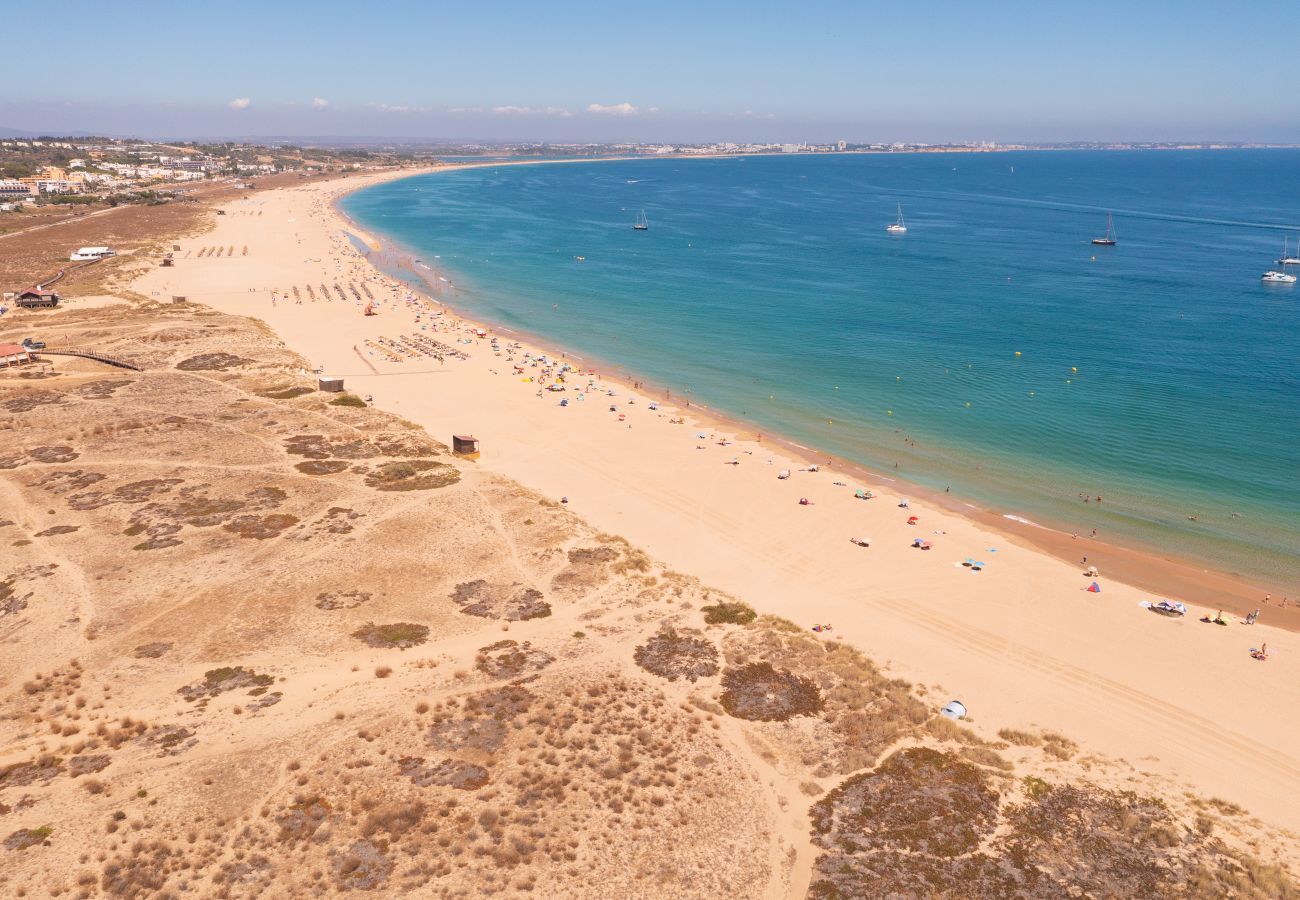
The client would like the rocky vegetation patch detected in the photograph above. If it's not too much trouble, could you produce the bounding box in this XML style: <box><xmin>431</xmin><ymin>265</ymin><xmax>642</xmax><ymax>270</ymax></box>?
<box><xmin>176</xmin><ymin>352</ymin><xmax>249</xmax><ymax>371</ymax></box>
<box><xmin>397</xmin><ymin>756</ymin><xmax>490</xmax><ymax>790</ymax></box>
<box><xmin>223</xmin><ymin>512</ymin><xmax>299</xmax><ymax>539</ymax></box>
<box><xmin>72</xmin><ymin>379</ymin><xmax>134</xmax><ymax>400</ymax></box>
<box><xmin>2</xmin><ymin>390</ymin><xmax>64</xmax><ymax>413</ymax></box>
<box><xmin>701</xmin><ymin>601</ymin><xmax>757</xmax><ymax>625</ymax></box>
<box><xmin>315</xmin><ymin>590</ymin><xmax>370</xmax><ymax>611</ymax></box>
<box><xmin>132</xmin><ymin>642</ymin><xmax>172</xmax><ymax>658</ymax></box>
<box><xmin>426</xmin><ymin>718</ymin><xmax>509</xmax><ymax>753</ymax></box>
<box><xmin>634</xmin><ymin>627</ymin><xmax>719</xmax><ymax>682</ymax></box>
<box><xmin>475</xmin><ymin>640</ymin><xmax>555</xmax><ymax>678</ymax></box>
<box><xmin>4</xmin><ymin>826</ymin><xmax>52</xmax><ymax>851</ymax></box>
<box><xmin>284</xmin><ymin>434</ymin><xmax>381</xmax><ymax>461</ymax></box>
<box><xmin>363</xmin><ymin>459</ymin><xmax>459</xmax><ymax>491</ymax></box>
<box><xmin>332</xmin><ymin>839</ymin><xmax>393</xmax><ymax>891</ymax></box>
<box><xmin>351</xmin><ymin>622</ymin><xmax>430</xmax><ymax>649</ymax></box>
<box><xmin>294</xmin><ymin>459</ymin><xmax>349</xmax><ymax>475</ymax></box>
<box><xmin>720</xmin><ymin>662</ymin><xmax>824</xmax><ymax>721</ymax></box>
<box><xmin>450</xmin><ymin>580</ymin><xmax>551</xmax><ymax>621</ymax></box>
<box><xmin>178</xmin><ymin>667</ymin><xmax>274</xmax><ymax>702</ymax></box>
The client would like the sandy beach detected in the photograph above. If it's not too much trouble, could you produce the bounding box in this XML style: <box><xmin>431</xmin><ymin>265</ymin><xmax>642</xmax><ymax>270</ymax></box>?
<box><xmin>129</xmin><ymin>165</ymin><xmax>1300</xmax><ymax>837</ymax></box>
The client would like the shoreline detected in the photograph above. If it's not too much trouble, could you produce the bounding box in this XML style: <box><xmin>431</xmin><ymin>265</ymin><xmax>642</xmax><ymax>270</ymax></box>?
<box><xmin>330</xmin><ymin>166</ymin><xmax>1294</xmax><ymax>622</ymax></box>
<box><xmin>129</xmin><ymin>168</ymin><xmax>1300</xmax><ymax>833</ymax></box>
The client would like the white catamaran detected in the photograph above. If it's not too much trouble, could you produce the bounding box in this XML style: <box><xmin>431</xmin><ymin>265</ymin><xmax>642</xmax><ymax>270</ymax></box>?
<box><xmin>886</xmin><ymin>203</ymin><xmax>907</xmax><ymax>234</ymax></box>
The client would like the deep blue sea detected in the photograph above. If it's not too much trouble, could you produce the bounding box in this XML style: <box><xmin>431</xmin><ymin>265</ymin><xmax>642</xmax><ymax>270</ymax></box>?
<box><xmin>342</xmin><ymin>151</ymin><xmax>1300</xmax><ymax>586</ymax></box>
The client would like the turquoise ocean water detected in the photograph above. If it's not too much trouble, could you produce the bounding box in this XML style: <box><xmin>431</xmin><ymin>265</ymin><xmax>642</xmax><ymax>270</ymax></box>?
<box><xmin>341</xmin><ymin>151</ymin><xmax>1300</xmax><ymax>586</ymax></box>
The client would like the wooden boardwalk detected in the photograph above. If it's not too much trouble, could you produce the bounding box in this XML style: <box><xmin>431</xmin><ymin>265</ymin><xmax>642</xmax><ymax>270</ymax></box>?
<box><xmin>39</xmin><ymin>348</ymin><xmax>143</xmax><ymax>371</ymax></box>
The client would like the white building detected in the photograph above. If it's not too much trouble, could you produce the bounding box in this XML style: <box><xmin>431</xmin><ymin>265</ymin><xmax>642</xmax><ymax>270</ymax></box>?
<box><xmin>71</xmin><ymin>246</ymin><xmax>117</xmax><ymax>261</ymax></box>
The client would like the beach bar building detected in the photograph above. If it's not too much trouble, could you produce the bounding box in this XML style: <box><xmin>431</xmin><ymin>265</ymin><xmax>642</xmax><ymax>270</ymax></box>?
<box><xmin>0</xmin><ymin>342</ymin><xmax>36</xmax><ymax>368</ymax></box>
<box><xmin>452</xmin><ymin>435</ymin><xmax>480</xmax><ymax>458</ymax></box>
<box><xmin>16</xmin><ymin>289</ymin><xmax>60</xmax><ymax>309</ymax></box>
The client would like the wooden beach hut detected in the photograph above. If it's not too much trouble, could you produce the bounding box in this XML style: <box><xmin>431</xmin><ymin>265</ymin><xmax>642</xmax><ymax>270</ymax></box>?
<box><xmin>452</xmin><ymin>435</ymin><xmax>480</xmax><ymax>459</ymax></box>
<box><xmin>318</xmin><ymin>376</ymin><xmax>344</xmax><ymax>393</ymax></box>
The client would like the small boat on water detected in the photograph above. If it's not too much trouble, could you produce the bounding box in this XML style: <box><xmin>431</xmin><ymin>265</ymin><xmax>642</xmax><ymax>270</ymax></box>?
<box><xmin>1262</xmin><ymin>269</ymin><xmax>1296</xmax><ymax>284</ymax></box>
<box><xmin>1275</xmin><ymin>236</ymin><xmax>1300</xmax><ymax>266</ymax></box>
<box><xmin>1092</xmin><ymin>212</ymin><xmax>1117</xmax><ymax>246</ymax></box>
<box><xmin>632</xmin><ymin>209</ymin><xmax>648</xmax><ymax>231</ymax></box>
<box><xmin>886</xmin><ymin>203</ymin><xmax>907</xmax><ymax>234</ymax></box>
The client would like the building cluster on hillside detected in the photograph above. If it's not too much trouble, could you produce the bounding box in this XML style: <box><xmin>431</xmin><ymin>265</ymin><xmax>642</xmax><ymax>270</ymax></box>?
<box><xmin>0</xmin><ymin>138</ymin><xmax>293</xmax><ymax>205</ymax></box>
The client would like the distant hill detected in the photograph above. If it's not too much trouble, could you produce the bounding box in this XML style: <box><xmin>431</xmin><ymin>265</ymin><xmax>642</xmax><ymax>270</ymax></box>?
<box><xmin>0</xmin><ymin>126</ymin><xmax>104</xmax><ymax>139</ymax></box>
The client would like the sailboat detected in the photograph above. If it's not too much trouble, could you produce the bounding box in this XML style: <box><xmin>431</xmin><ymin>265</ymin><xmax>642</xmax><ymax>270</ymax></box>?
<box><xmin>886</xmin><ymin>203</ymin><xmax>907</xmax><ymax>234</ymax></box>
<box><xmin>1091</xmin><ymin>213</ymin><xmax>1117</xmax><ymax>246</ymax></box>
<box><xmin>1275</xmin><ymin>235</ymin><xmax>1300</xmax><ymax>266</ymax></box>
<box><xmin>632</xmin><ymin>209</ymin><xmax>648</xmax><ymax>231</ymax></box>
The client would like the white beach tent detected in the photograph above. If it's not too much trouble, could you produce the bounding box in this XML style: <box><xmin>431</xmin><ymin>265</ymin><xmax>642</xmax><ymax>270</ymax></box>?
<box><xmin>940</xmin><ymin>700</ymin><xmax>967</xmax><ymax>720</ymax></box>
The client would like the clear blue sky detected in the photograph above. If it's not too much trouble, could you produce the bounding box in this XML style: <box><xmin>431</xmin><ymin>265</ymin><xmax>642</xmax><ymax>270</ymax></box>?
<box><xmin>6</xmin><ymin>0</ymin><xmax>1297</xmax><ymax>142</ymax></box>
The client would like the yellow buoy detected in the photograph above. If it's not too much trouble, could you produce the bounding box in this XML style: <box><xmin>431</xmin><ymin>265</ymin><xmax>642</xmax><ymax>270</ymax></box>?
<box><xmin>1015</xmin><ymin>351</ymin><xmax>1021</xmax><ymax>357</ymax></box>
<box><xmin>1071</xmin><ymin>367</ymin><xmax>1078</xmax><ymax>373</ymax></box>
<box><xmin>887</xmin><ymin>410</ymin><xmax>893</xmax><ymax>416</ymax></box>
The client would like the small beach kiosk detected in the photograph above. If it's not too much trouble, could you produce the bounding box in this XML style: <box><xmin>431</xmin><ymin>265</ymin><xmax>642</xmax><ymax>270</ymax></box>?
<box><xmin>452</xmin><ymin>434</ymin><xmax>480</xmax><ymax>459</ymax></box>
<box><xmin>318</xmin><ymin>376</ymin><xmax>344</xmax><ymax>393</ymax></box>
<box><xmin>0</xmin><ymin>342</ymin><xmax>36</xmax><ymax>369</ymax></box>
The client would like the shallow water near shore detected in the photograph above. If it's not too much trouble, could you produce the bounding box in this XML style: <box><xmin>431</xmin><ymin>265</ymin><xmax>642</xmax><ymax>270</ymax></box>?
<box><xmin>342</xmin><ymin>151</ymin><xmax>1300</xmax><ymax>587</ymax></box>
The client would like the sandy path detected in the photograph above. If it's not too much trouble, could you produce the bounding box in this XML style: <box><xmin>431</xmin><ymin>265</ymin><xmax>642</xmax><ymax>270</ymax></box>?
<box><xmin>130</xmin><ymin>174</ymin><xmax>1300</xmax><ymax>837</ymax></box>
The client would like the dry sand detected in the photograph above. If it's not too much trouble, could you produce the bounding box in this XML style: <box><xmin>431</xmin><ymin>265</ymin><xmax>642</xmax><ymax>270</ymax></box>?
<box><xmin>0</xmin><ymin>166</ymin><xmax>1295</xmax><ymax>898</ymax></box>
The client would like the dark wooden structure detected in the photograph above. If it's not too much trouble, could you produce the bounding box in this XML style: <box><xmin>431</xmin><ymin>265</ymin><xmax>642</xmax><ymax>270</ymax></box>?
<box><xmin>16</xmin><ymin>289</ymin><xmax>60</xmax><ymax>309</ymax></box>
<box><xmin>452</xmin><ymin>434</ymin><xmax>480</xmax><ymax>458</ymax></box>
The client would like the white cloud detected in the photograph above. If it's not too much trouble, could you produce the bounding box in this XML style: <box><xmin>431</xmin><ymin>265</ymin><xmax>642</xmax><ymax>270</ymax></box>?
<box><xmin>586</xmin><ymin>102</ymin><xmax>638</xmax><ymax>117</ymax></box>
<box><xmin>311</xmin><ymin>97</ymin><xmax>330</xmax><ymax>110</ymax></box>
<box><xmin>228</xmin><ymin>97</ymin><xmax>251</xmax><ymax>111</ymax></box>
<box><xmin>489</xmin><ymin>105</ymin><xmax>574</xmax><ymax>117</ymax></box>
<box><xmin>376</xmin><ymin>103</ymin><xmax>413</xmax><ymax>113</ymax></box>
